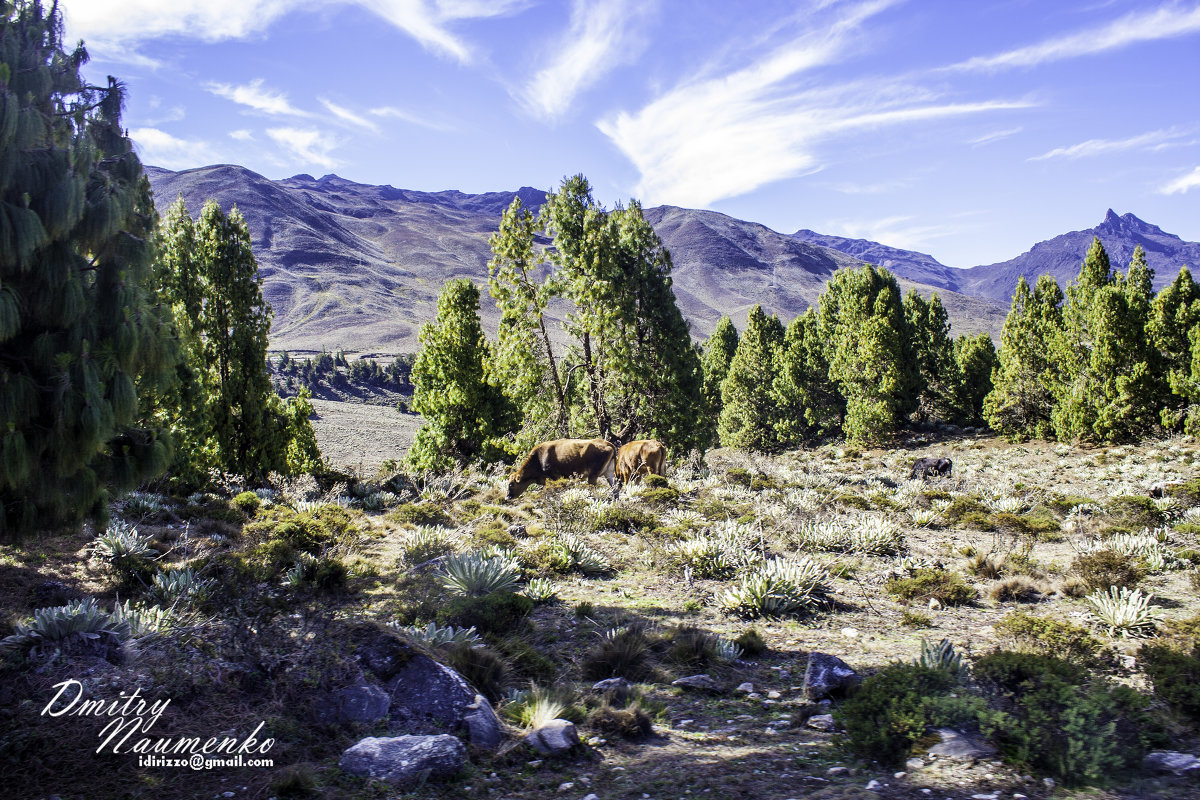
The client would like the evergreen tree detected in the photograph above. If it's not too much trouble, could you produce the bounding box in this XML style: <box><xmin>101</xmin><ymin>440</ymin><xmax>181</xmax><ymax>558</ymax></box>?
<box><xmin>0</xmin><ymin>2</ymin><xmax>175</xmax><ymax>534</ymax></box>
<box><xmin>817</xmin><ymin>265</ymin><xmax>917</xmax><ymax>445</ymax></box>
<box><xmin>1049</xmin><ymin>237</ymin><xmax>1114</xmax><ymax>440</ymax></box>
<box><xmin>1167</xmin><ymin>322</ymin><xmax>1200</xmax><ymax>435</ymax></box>
<box><xmin>700</xmin><ymin>315</ymin><xmax>739</xmax><ymax>443</ymax></box>
<box><xmin>983</xmin><ymin>275</ymin><xmax>1063</xmax><ymax>439</ymax></box>
<box><xmin>904</xmin><ymin>290</ymin><xmax>967</xmax><ymax>425</ymax></box>
<box><xmin>953</xmin><ymin>333</ymin><xmax>997</xmax><ymax>425</ymax></box>
<box><xmin>409</xmin><ymin>279</ymin><xmax>516</xmax><ymax>470</ymax></box>
<box><xmin>1149</xmin><ymin>265</ymin><xmax>1200</xmax><ymax>429</ymax></box>
<box><xmin>773</xmin><ymin>309</ymin><xmax>844</xmax><ymax>446</ymax></box>
<box><xmin>718</xmin><ymin>305</ymin><xmax>784</xmax><ymax>451</ymax></box>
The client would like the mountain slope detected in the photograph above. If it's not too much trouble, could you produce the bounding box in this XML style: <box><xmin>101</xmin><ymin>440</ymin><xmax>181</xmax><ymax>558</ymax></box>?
<box><xmin>790</xmin><ymin>230</ymin><xmax>964</xmax><ymax>293</ymax></box>
<box><xmin>144</xmin><ymin>164</ymin><xmax>1006</xmax><ymax>352</ymax></box>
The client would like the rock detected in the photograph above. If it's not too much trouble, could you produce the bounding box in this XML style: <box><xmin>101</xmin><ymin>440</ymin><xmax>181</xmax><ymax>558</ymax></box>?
<box><xmin>507</xmin><ymin>523</ymin><xmax>527</xmax><ymax>537</ymax></box>
<box><xmin>767</xmin><ymin>690</ymin><xmax>781</xmax><ymax>699</ymax></box>
<box><xmin>315</xmin><ymin>682</ymin><xmax>391</xmax><ymax>725</ymax></box>
<box><xmin>357</xmin><ymin>628</ymin><xmax>418</xmax><ymax>681</ymax></box>
<box><xmin>672</xmin><ymin>674</ymin><xmax>722</xmax><ymax>692</ymax></box>
<box><xmin>910</xmin><ymin>457</ymin><xmax>952</xmax><ymax>480</ymax></box>
<box><xmin>905</xmin><ymin>757</ymin><xmax>925</xmax><ymax>771</ymax></box>
<box><xmin>525</xmin><ymin>719</ymin><xmax>580</xmax><ymax>756</ymax></box>
<box><xmin>806</xmin><ymin>714</ymin><xmax>836</xmax><ymax>731</ymax></box>
<box><xmin>926</xmin><ymin>728</ymin><xmax>996</xmax><ymax>762</ymax></box>
<box><xmin>339</xmin><ymin>734</ymin><xmax>466</xmax><ymax>788</ymax></box>
<box><xmin>1143</xmin><ymin>750</ymin><xmax>1200</xmax><ymax>775</ymax></box>
<box><xmin>970</xmin><ymin>794</ymin><xmax>998</xmax><ymax>800</ymax></box>
<box><xmin>557</xmin><ymin>783</ymin><xmax>574</xmax><ymax>792</ymax></box>
<box><xmin>462</xmin><ymin>694</ymin><xmax>503</xmax><ymax>750</ymax></box>
<box><xmin>1042</xmin><ymin>777</ymin><xmax>1055</xmax><ymax>789</ymax></box>
<box><xmin>928</xmin><ymin>597</ymin><xmax>942</xmax><ymax>611</ymax></box>
<box><xmin>582</xmin><ymin>795</ymin><xmax>599</xmax><ymax>800</ymax></box>
<box><xmin>32</xmin><ymin>580</ymin><xmax>78</xmax><ymax>607</ymax></box>
<box><xmin>865</xmin><ymin>779</ymin><xmax>882</xmax><ymax>791</ymax></box>
<box><xmin>841</xmin><ymin>627</ymin><xmax>859</xmax><ymax>638</ymax></box>
<box><xmin>893</xmin><ymin>772</ymin><xmax>906</xmax><ymax>779</ymax></box>
<box><xmin>801</xmin><ymin>653</ymin><xmax>860</xmax><ymax>699</ymax></box>
<box><xmin>827</xmin><ymin>766</ymin><xmax>849</xmax><ymax>776</ymax></box>
<box><xmin>735</xmin><ymin>681</ymin><xmax>756</xmax><ymax>693</ymax></box>
<box><xmin>591</xmin><ymin>677</ymin><xmax>633</xmax><ymax>702</ymax></box>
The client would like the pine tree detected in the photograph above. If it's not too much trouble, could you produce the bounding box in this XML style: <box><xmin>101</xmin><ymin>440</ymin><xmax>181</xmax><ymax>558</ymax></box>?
<box><xmin>817</xmin><ymin>265</ymin><xmax>917</xmax><ymax>445</ymax></box>
<box><xmin>718</xmin><ymin>305</ymin><xmax>784</xmax><ymax>451</ymax></box>
<box><xmin>953</xmin><ymin>332</ymin><xmax>997</xmax><ymax>425</ymax></box>
<box><xmin>773</xmin><ymin>309</ymin><xmax>844</xmax><ymax>446</ymax></box>
<box><xmin>409</xmin><ymin>279</ymin><xmax>517</xmax><ymax>470</ymax></box>
<box><xmin>0</xmin><ymin>2</ymin><xmax>175</xmax><ymax>534</ymax></box>
<box><xmin>700</xmin><ymin>316</ymin><xmax>739</xmax><ymax>443</ymax></box>
<box><xmin>905</xmin><ymin>290</ymin><xmax>967</xmax><ymax>425</ymax></box>
<box><xmin>1168</xmin><ymin>322</ymin><xmax>1200</xmax><ymax>435</ymax></box>
<box><xmin>1149</xmin><ymin>265</ymin><xmax>1200</xmax><ymax>430</ymax></box>
<box><xmin>1049</xmin><ymin>237</ymin><xmax>1114</xmax><ymax>440</ymax></box>
<box><xmin>983</xmin><ymin>275</ymin><xmax>1063</xmax><ymax>439</ymax></box>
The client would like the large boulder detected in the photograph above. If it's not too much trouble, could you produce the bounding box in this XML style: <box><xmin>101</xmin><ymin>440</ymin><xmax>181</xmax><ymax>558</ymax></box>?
<box><xmin>339</xmin><ymin>735</ymin><xmax>465</xmax><ymax>788</ymax></box>
<box><xmin>524</xmin><ymin>719</ymin><xmax>580</xmax><ymax>756</ymax></box>
<box><xmin>910</xmin><ymin>457</ymin><xmax>952</xmax><ymax>480</ymax></box>
<box><xmin>803</xmin><ymin>653</ymin><xmax>860</xmax><ymax>700</ymax></box>
<box><xmin>314</xmin><ymin>682</ymin><xmax>391</xmax><ymax>726</ymax></box>
<box><xmin>926</xmin><ymin>728</ymin><xmax>997</xmax><ymax>761</ymax></box>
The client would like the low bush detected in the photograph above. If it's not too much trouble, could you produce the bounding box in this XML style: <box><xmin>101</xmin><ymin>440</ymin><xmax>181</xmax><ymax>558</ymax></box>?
<box><xmin>1139</xmin><ymin>642</ymin><xmax>1200</xmax><ymax>723</ymax></box>
<box><xmin>389</xmin><ymin>502</ymin><xmax>451</xmax><ymax>527</ymax></box>
<box><xmin>989</xmin><ymin>576</ymin><xmax>1043</xmax><ymax>604</ymax></box>
<box><xmin>837</xmin><ymin>663</ymin><xmax>958</xmax><ymax>767</ymax></box>
<box><xmin>734</xmin><ymin>628</ymin><xmax>767</xmax><ymax>656</ymax></box>
<box><xmin>946</xmin><ymin>496</ymin><xmax>990</xmax><ymax>524</ymax></box>
<box><xmin>886</xmin><ymin>568</ymin><xmax>975</xmax><ymax>606</ymax></box>
<box><xmin>591</xmin><ymin>506</ymin><xmax>658</xmax><ymax>534</ymax></box>
<box><xmin>1106</xmin><ymin>495</ymin><xmax>1164</xmax><ymax>531</ymax></box>
<box><xmin>636</xmin><ymin>487</ymin><xmax>680</xmax><ymax>505</ymax></box>
<box><xmin>582</xmin><ymin>625</ymin><xmax>656</xmax><ymax>682</ymax></box>
<box><xmin>587</xmin><ymin>702</ymin><xmax>653</xmax><ymax>739</ymax></box>
<box><xmin>661</xmin><ymin>625</ymin><xmax>742</xmax><ymax>669</ymax></box>
<box><xmin>232</xmin><ymin>491</ymin><xmax>261</xmax><ymax>514</ymax></box>
<box><xmin>994</xmin><ymin>611</ymin><xmax>1102</xmax><ymax>665</ymax></box>
<box><xmin>436</xmin><ymin>590</ymin><xmax>533</xmax><ymax>635</ymax></box>
<box><xmin>443</xmin><ymin>643</ymin><xmax>509</xmax><ymax>702</ymax></box>
<box><xmin>1070</xmin><ymin>549</ymin><xmax>1143</xmax><ymax>591</ymax></box>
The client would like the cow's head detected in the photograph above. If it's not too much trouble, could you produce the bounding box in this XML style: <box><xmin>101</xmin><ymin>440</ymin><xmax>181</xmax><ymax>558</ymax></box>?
<box><xmin>506</xmin><ymin>475</ymin><xmax>529</xmax><ymax>501</ymax></box>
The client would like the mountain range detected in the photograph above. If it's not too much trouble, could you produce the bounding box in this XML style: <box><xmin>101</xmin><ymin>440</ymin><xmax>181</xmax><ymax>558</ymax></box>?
<box><xmin>144</xmin><ymin>165</ymin><xmax>1199</xmax><ymax>354</ymax></box>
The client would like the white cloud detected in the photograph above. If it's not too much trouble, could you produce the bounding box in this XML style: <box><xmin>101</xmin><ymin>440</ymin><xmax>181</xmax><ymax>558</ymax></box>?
<box><xmin>970</xmin><ymin>127</ymin><xmax>1022</xmax><ymax>146</ymax></box>
<box><xmin>267</xmin><ymin>127</ymin><xmax>341</xmax><ymax>169</ymax></box>
<box><xmin>949</xmin><ymin>4</ymin><xmax>1200</xmax><ymax>72</ymax></box>
<box><xmin>320</xmin><ymin>98</ymin><xmax>380</xmax><ymax>132</ymax></box>
<box><xmin>62</xmin><ymin>0</ymin><xmax>529</xmax><ymax>65</ymax></box>
<box><xmin>144</xmin><ymin>105</ymin><xmax>187</xmax><ymax>125</ymax></box>
<box><xmin>369</xmin><ymin>105</ymin><xmax>452</xmax><ymax>130</ymax></box>
<box><xmin>130</xmin><ymin>127</ymin><xmax>221</xmax><ymax>169</ymax></box>
<box><xmin>823</xmin><ymin>215</ymin><xmax>961</xmax><ymax>253</ymax></box>
<box><xmin>518</xmin><ymin>0</ymin><xmax>652</xmax><ymax>120</ymax></box>
<box><xmin>1029</xmin><ymin>129</ymin><xmax>1183</xmax><ymax>160</ymax></box>
<box><xmin>598</xmin><ymin>0</ymin><xmax>1030</xmax><ymax>207</ymax></box>
<box><xmin>1160</xmin><ymin>166</ymin><xmax>1200</xmax><ymax>195</ymax></box>
<box><xmin>229</xmin><ymin>129</ymin><xmax>255</xmax><ymax>141</ymax></box>
<box><xmin>828</xmin><ymin>180</ymin><xmax>906</xmax><ymax>195</ymax></box>
<box><xmin>207</xmin><ymin>79</ymin><xmax>310</xmax><ymax>117</ymax></box>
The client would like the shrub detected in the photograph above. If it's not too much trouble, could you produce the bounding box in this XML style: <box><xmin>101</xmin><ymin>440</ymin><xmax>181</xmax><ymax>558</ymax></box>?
<box><xmin>973</xmin><ymin>650</ymin><xmax>1163</xmax><ymax>785</ymax></box>
<box><xmin>946</xmin><ymin>496</ymin><xmax>990</xmax><ymax>524</ymax></box>
<box><xmin>587</xmin><ymin>703</ymin><xmax>653</xmax><ymax>738</ymax></box>
<box><xmin>967</xmin><ymin>553</ymin><xmax>1005</xmax><ymax>579</ymax></box>
<box><xmin>989</xmin><ymin>577</ymin><xmax>1043</xmax><ymax>604</ymax></box>
<box><xmin>389</xmin><ymin>502</ymin><xmax>451</xmax><ymax>527</ymax></box>
<box><xmin>582</xmin><ymin>626</ymin><xmax>656</xmax><ymax>681</ymax></box>
<box><xmin>438</xmin><ymin>553</ymin><xmax>522</xmax><ymax>597</ymax></box>
<box><xmin>1106</xmin><ymin>495</ymin><xmax>1165</xmax><ymax>530</ymax></box>
<box><xmin>661</xmin><ymin>626</ymin><xmax>742</xmax><ymax>669</ymax></box>
<box><xmin>837</xmin><ymin>663</ymin><xmax>956</xmax><ymax>767</ymax></box>
<box><xmin>719</xmin><ymin>557</ymin><xmax>829</xmax><ymax>619</ymax></box>
<box><xmin>574</xmin><ymin>601</ymin><xmax>594</xmax><ymax>618</ymax></box>
<box><xmin>0</xmin><ymin>598</ymin><xmax>131</xmax><ymax>659</ymax></box>
<box><xmin>1139</xmin><ymin>642</ymin><xmax>1200</xmax><ymax>723</ymax></box>
<box><xmin>591</xmin><ymin>506</ymin><xmax>658</xmax><ymax>534</ymax></box>
<box><xmin>993</xmin><ymin>507</ymin><xmax>1060</xmax><ymax>537</ymax></box>
<box><xmin>734</xmin><ymin>628</ymin><xmax>767</xmax><ymax>656</ymax></box>
<box><xmin>437</xmin><ymin>591</ymin><xmax>533</xmax><ymax>635</ymax></box>
<box><xmin>644</xmin><ymin>474</ymin><xmax>669</xmax><ymax>489</ymax></box>
<box><xmin>887</xmin><ymin>569</ymin><xmax>975</xmax><ymax>606</ymax></box>
<box><xmin>495</xmin><ymin>637</ymin><xmax>558</xmax><ymax>683</ymax></box>
<box><xmin>995</xmin><ymin>611</ymin><xmax>1102</xmax><ymax>664</ymax></box>
<box><xmin>901</xmin><ymin>609</ymin><xmax>933</xmax><ymax>628</ymax></box>
<box><xmin>636</xmin><ymin>487</ymin><xmax>680</xmax><ymax>505</ymax></box>
<box><xmin>443</xmin><ymin>643</ymin><xmax>509</xmax><ymax>702</ymax></box>
<box><xmin>232</xmin><ymin>491</ymin><xmax>261</xmax><ymax>514</ymax></box>
<box><xmin>1070</xmin><ymin>550</ymin><xmax>1143</xmax><ymax>591</ymax></box>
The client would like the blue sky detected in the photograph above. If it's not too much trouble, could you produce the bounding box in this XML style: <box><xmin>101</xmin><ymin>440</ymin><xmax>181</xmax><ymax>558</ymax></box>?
<box><xmin>64</xmin><ymin>0</ymin><xmax>1200</xmax><ymax>267</ymax></box>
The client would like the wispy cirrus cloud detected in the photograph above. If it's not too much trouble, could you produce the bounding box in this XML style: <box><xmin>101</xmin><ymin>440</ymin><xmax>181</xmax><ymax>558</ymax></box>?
<box><xmin>1029</xmin><ymin>128</ymin><xmax>1187</xmax><ymax>160</ymax></box>
<box><xmin>947</xmin><ymin>3</ymin><xmax>1200</xmax><ymax>72</ymax></box>
<box><xmin>822</xmin><ymin>215</ymin><xmax>964</xmax><ymax>253</ymax></box>
<box><xmin>63</xmin><ymin>0</ymin><xmax>529</xmax><ymax>65</ymax></box>
<box><xmin>598</xmin><ymin>0</ymin><xmax>1030</xmax><ymax>207</ymax></box>
<box><xmin>321</xmin><ymin>98</ymin><xmax>381</xmax><ymax>133</ymax></box>
<box><xmin>369</xmin><ymin>105</ymin><xmax>454</xmax><ymax>131</ymax></box>
<box><xmin>970</xmin><ymin>126</ymin><xmax>1022</xmax><ymax>146</ymax></box>
<box><xmin>207</xmin><ymin>78</ymin><xmax>311</xmax><ymax>117</ymax></box>
<box><xmin>518</xmin><ymin>0</ymin><xmax>653</xmax><ymax>120</ymax></box>
<box><xmin>267</xmin><ymin>127</ymin><xmax>341</xmax><ymax>169</ymax></box>
<box><xmin>1159</xmin><ymin>166</ymin><xmax>1200</xmax><ymax>195</ymax></box>
<box><xmin>130</xmin><ymin>128</ymin><xmax>222</xmax><ymax>169</ymax></box>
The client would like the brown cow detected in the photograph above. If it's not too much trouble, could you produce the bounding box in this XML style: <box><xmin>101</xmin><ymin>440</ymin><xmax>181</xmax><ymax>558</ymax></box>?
<box><xmin>615</xmin><ymin>439</ymin><xmax>667</xmax><ymax>484</ymax></box>
<box><xmin>507</xmin><ymin>438</ymin><xmax>617</xmax><ymax>500</ymax></box>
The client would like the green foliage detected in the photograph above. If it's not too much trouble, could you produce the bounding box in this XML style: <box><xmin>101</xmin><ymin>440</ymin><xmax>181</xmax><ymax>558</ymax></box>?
<box><xmin>719</xmin><ymin>556</ymin><xmax>829</xmax><ymax>618</ymax></box>
<box><xmin>582</xmin><ymin>625</ymin><xmax>656</xmax><ymax>681</ymax></box>
<box><xmin>591</xmin><ymin>505</ymin><xmax>657</xmax><ymax>533</ymax></box>
<box><xmin>734</xmin><ymin>628</ymin><xmax>767</xmax><ymax>656</ymax></box>
<box><xmin>437</xmin><ymin>590</ymin><xmax>533</xmax><ymax>635</ymax></box>
<box><xmin>587</xmin><ymin>702</ymin><xmax>653</xmax><ymax>739</ymax></box>
<box><xmin>1150</xmin><ymin>266</ymin><xmax>1200</xmax><ymax>429</ymax></box>
<box><xmin>773</xmin><ymin>309</ymin><xmax>843</xmax><ymax>445</ymax></box>
<box><xmin>390</xmin><ymin>502</ymin><xmax>451</xmax><ymax>527</ymax></box>
<box><xmin>838</xmin><ymin>663</ymin><xmax>956</xmax><ymax>767</ymax></box>
<box><xmin>443</xmin><ymin>643</ymin><xmax>509</xmax><ymax>702</ymax></box>
<box><xmin>701</xmin><ymin>316</ymin><xmax>740</xmax><ymax>442</ymax></box>
<box><xmin>984</xmin><ymin>275</ymin><xmax>1064</xmax><ymax>440</ymax></box>
<box><xmin>995</xmin><ymin>611</ymin><xmax>1103</xmax><ymax>664</ymax></box>
<box><xmin>437</xmin><ymin>552</ymin><xmax>522</xmax><ymax>597</ymax></box>
<box><xmin>817</xmin><ymin>265</ymin><xmax>918</xmax><ymax>445</ymax></box>
<box><xmin>661</xmin><ymin>625</ymin><xmax>743</xmax><ymax>668</ymax></box>
<box><xmin>973</xmin><ymin>650</ymin><xmax>1162</xmax><ymax>785</ymax></box>
<box><xmin>0</xmin><ymin>598</ymin><xmax>131</xmax><ymax>656</ymax></box>
<box><xmin>886</xmin><ymin>568</ymin><xmax>975</xmax><ymax>606</ymax></box>
<box><xmin>718</xmin><ymin>305</ymin><xmax>785</xmax><ymax>450</ymax></box>
<box><xmin>1070</xmin><ymin>549</ymin><xmax>1144</xmax><ymax>591</ymax></box>
<box><xmin>1139</xmin><ymin>641</ymin><xmax>1200</xmax><ymax>723</ymax></box>
<box><xmin>954</xmin><ymin>332</ymin><xmax>998</xmax><ymax>424</ymax></box>
<box><xmin>409</xmin><ymin>279</ymin><xmax>517</xmax><ymax>470</ymax></box>
<box><xmin>0</xmin><ymin>2</ymin><xmax>176</xmax><ymax>533</ymax></box>
<box><xmin>232</xmin><ymin>491</ymin><xmax>261</xmax><ymax>514</ymax></box>
<box><xmin>905</xmin><ymin>291</ymin><xmax>968</xmax><ymax>425</ymax></box>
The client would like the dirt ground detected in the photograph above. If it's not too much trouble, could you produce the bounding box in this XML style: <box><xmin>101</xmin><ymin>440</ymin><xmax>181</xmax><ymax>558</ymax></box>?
<box><xmin>309</xmin><ymin>399</ymin><xmax>422</xmax><ymax>472</ymax></box>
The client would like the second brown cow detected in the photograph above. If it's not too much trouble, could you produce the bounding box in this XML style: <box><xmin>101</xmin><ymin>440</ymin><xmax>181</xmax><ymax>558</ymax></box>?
<box><xmin>615</xmin><ymin>439</ymin><xmax>667</xmax><ymax>484</ymax></box>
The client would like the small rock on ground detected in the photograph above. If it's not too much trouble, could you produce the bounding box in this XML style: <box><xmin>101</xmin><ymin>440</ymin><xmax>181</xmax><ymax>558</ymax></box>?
<box><xmin>339</xmin><ymin>734</ymin><xmax>465</xmax><ymax>788</ymax></box>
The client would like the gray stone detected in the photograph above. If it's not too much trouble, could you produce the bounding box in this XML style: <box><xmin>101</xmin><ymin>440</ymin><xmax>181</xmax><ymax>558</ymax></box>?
<box><xmin>316</xmin><ymin>682</ymin><xmax>391</xmax><ymax>725</ymax></box>
<box><xmin>905</xmin><ymin>757</ymin><xmax>925</xmax><ymax>771</ymax></box>
<box><xmin>927</xmin><ymin>728</ymin><xmax>997</xmax><ymax>761</ymax></box>
<box><xmin>800</xmin><ymin>653</ymin><xmax>860</xmax><ymax>700</ymax></box>
<box><xmin>672</xmin><ymin>674</ymin><xmax>722</xmax><ymax>692</ymax></box>
<box><xmin>525</xmin><ymin>719</ymin><xmax>580</xmax><ymax>756</ymax></box>
<box><xmin>462</xmin><ymin>694</ymin><xmax>503</xmax><ymax>750</ymax></box>
<box><xmin>735</xmin><ymin>681</ymin><xmax>755</xmax><ymax>693</ymax></box>
<box><xmin>1143</xmin><ymin>750</ymin><xmax>1200</xmax><ymax>775</ymax></box>
<box><xmin>826</xmin><ymin>766</ymin><xmax>849</xmax><ymax>776</ymax></box>
<box><xmin>507</xmin><ymin>523</ymin><xmax>527</xmax><ymax>537</ymax></box>
<box><xmin>339</xmin><ymin>734</ymin><xmax>466</xmax><ymax>788</ymax></box>
<box><xmin>591</xmin><ymin>677</ymin><xmax>633</xmax><ymax>702</ymax></box>
<box><xmin>806</xmin><ymin>714</ymin><xmax>836</xmax><ymax>731</ymax></box>
<box><xmin>865</xmin><ymin>779</ymin><xmax>882</xmax><ymax>791</ymax></box>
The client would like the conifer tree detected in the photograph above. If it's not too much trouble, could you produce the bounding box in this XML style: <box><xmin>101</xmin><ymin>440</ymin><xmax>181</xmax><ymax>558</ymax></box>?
<box><xmin>0</xmin><ymin>2</ymin><xmax>175</xmax><ymax>533</ymax></box>
<box><xmin>773</xmin><ymin>309</ymin><xmax>844</xmax><ymax>446</ymax></box>
<box><xmin>718</xmin><ymin>305</ymin><xmax>784</xmax><ymax>451</ymax></box>
<box><xmin>983</xmin><ymin>275</ymin><xmax>1063</xmax><ymax>439</ymax></box>
<box><xmin>953</xmin><ymin>333</ymin><xmax>997</xmax><ymax>425</ymax></box>
<box><xmin>1149</xmin><ymin>265</ymin><xmax>1200</xmax><ymax>429</ymax></box>
<box><xmin>1049</xmin><ymin>237</ymin><xmax>1114</xmax><ymax>440</ymax></box>
<box><xmin>409</xmin><ymin>279</ymin><xmax>516</xmax><ymax>470</ymax></box>
<box><xmin>817</xmin><ymin>265</ymin><xmax>917</xmax><ymax>445</ymax></box>
<box><xmin>700</xmin><ymin>316</ymin><xmax>739</xmax><ymax>443</ymax></box>
<box><xmin>1167</xmin><ymin>322</ymin><xmax>1200</xmax><ymax>435</ymax></box>
<box><xmin>904</xmin><ymin>290</ymin><xmax>967</xmax><ymax>425</ymax></box>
